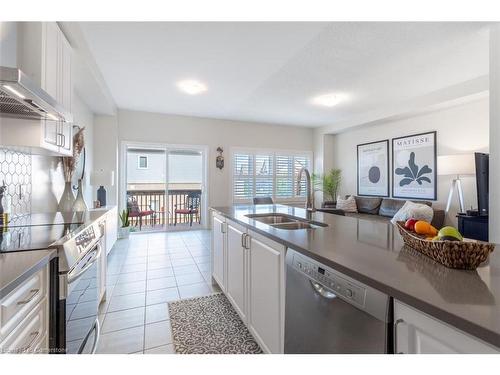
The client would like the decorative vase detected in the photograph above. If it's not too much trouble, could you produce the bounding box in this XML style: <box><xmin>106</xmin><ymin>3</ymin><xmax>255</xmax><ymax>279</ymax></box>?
<box><xmin>58</xmin><ymin>181</ymin><xmax>75</xmax><ymax>212</ymax></box>
<box><xmin>118</xmin><ymin>226</ymin><xmax>130</xmax><ymax>239</ymax></box>
<box><xmin>73</xmin><ymin>179</ymin><xmax>88</xmax><ymax>212</ymax></box>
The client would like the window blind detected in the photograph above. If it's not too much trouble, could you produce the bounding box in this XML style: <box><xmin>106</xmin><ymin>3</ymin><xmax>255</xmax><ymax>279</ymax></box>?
<box><xmin>233</xmin><ymin>153</ymin><xmax>254</xmax><ymax>200</ymax></box>
<box><xmin>232</xmin><ymin>150</ymin><xmax>311</xmax><ymax>203</ymax></box>
<box><xmin>255</xmin><ymin>154</ymin><xmax>274</xmax><ymax>198</ymax></box>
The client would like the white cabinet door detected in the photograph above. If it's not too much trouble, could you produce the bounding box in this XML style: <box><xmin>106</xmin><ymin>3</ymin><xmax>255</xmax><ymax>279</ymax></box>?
<box><xmin>41</xmin><ymin>22</ymin><xmax>59</xmax><ymax>100</ymax></box>
<box><xmin>60</xmin><ymin>34</ymin><xmax>72</xmax><ymax>113</ymax></box>
<box><xmin>58</xmin><ymin>122</ymin><xmax>73</xmax><ymax>155</ymax></box>
<box><xmin>394</xmin><ymin>301</ymin><xmax>500</xmax><ymax>354</ymax></box>
<box><xmin>105</xmin><ymin>207</ymin><xmax>118</xmax><ymax>255</ymax></box>
<box><xmin>226</xmin><ymin>222</ymin><xmax>247</xmax><ymax>322</ymax></box>
<box><xmin>247</xmin><ymin>232</ymin><xmax>285</xmax><ymax>353</ymax></box>
<box><xmin>41</xmin><ymin>120</ymin><xmax>60</xmax><ymax>151</ymax></box>
<box><xmin>211</xmin><ymin>214</ymin><xmax>226</xmax><ymax>291</ymax></box>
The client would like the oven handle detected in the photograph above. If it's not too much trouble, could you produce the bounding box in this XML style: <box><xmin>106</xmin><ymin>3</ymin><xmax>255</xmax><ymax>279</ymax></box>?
<box><xmin>310</xmin><ymin>280</ymin><xmax>337</xmax><ymax>299</ymax></box>
<box><xmin>77</xmin><ymin>318</ymin><xmax>100</xmax><ymax>354</ymax></box>
<box><xmin>67</xmin><ymin>243</ymin><xmax>102</xmax><ymax>285</ymax></box>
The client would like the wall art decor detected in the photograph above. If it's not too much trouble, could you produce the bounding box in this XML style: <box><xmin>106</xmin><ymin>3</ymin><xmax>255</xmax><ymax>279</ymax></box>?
<box><xmin>392</xmin><ymin>131</ymin><xmax>437</xmax><ymax>200</ymax></box>
<box><xmin>216</xmin><ymin>147</ymin><xmax>224</xmax><ymax>170</ymax></box>
<box><xmin>357</xmin><ymin>139</ymin><xmax>389</xmax><ymax>197</ymax></box>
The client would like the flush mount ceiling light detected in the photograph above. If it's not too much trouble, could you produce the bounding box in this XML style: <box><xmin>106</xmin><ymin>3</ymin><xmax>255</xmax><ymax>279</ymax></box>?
<box><xmin>311</xmin><ymin>93</ymin><xmax>344</xmax><ymax>108</ymax></box>
<box><xmin>176</xmin><ymin>79</ymin><xmax>207</xmax><ymax>95</ymax></box>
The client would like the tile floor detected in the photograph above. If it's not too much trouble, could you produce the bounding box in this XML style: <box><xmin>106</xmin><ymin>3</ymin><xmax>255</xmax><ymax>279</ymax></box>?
<box><xmin>97</xmin><ymin>229</ymin><xmax>219</xmax><ymax>354</ymax></box>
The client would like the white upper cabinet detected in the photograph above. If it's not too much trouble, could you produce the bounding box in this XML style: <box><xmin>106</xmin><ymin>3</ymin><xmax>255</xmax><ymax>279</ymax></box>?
<box><xmin>9</xmin><ymin>22</ymin><xmax>74</xmax><ymax>156</ymax></box>
<box><xmin>41</xmin><ymin>22</ymin><xmax>59</xmax><ymax>100</ymax></box>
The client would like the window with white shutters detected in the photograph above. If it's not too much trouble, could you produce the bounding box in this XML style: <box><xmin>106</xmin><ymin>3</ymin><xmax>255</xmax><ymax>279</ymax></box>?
<box><xmin>275</xmin><ymin>155</ymin><xmax>294</xmax><ymax>199</ymax></box>
<box><xmin>233</xmin><ymin>153</ymin><xmax>254</xmax><ymax>201</ymax></box>
<box><xmin>255</xmin><ymin>154</ymin><xmax>273</xmax><ymax>198</ymax></box>
<box><xmin>294</xmin><ymin>156</ymin><xmax>310</xmax><ymax>198</ymax></box>
<box><xmin>232</xmin><ymin>149</ymin><xmax>311</xmax><ymax>203</ymax></box>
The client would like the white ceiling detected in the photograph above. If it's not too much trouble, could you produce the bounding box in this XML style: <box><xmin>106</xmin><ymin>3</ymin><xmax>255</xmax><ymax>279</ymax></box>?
<box><xmin>79</xmin><ymin>22</ymin><xmax>489</xmax><ymax>128</ymax></box>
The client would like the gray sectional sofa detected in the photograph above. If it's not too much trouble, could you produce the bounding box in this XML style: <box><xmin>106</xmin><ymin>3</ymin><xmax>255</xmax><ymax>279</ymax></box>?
<box><xmin>320</xmin><ymin>196</ymin><xmax>445</xmax><ymax>229</ymax></box>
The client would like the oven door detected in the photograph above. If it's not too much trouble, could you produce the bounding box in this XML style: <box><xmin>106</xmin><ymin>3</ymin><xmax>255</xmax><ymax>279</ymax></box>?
<box><xmin>65</xmin><ymin>242</ymin><xmax>102</xmax><ymax>354</ymax></box>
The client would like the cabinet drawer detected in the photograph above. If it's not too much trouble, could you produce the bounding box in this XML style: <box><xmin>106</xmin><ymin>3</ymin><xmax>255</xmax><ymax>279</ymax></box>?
<box><xmin>0</xmin><ymin>299</ymin><xmax>49</xmax><ymax>354</ymax></box>
<box><xmin>0</xmin><ymin>267</ymin><xmax>48</xmax><ymax>340</ymax></box>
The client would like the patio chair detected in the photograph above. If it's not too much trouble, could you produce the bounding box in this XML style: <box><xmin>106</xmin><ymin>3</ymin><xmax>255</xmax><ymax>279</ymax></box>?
<box><xmin>127</xmin><ymin>195</ymin><xmax>155</xmax><ymax>230</ymax></box>
<box><xmin>174</xmin><ymin>191</ymin><xmax>201</xmax><ymax>226</ymax></box>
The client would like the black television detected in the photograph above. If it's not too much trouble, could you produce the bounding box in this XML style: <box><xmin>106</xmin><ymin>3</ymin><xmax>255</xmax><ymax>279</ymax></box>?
<box><xmin>475</xmin><ymin>152</ymin><xmax>489</xmax><ymax>216</ymax></box>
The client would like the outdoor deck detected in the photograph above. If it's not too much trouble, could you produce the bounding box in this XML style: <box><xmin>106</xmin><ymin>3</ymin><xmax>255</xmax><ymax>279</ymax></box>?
<box><xmin>127</xmin><ymin>189</ymin><xmax>202</xmax><ymax>231</ymax></box>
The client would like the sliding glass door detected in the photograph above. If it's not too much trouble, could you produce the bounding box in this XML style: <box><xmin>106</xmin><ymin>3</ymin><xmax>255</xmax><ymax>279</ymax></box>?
<box><xmin>124</xmin><ymin>143</ymin><xmax>207</xmax><ymax>233</ymax></box>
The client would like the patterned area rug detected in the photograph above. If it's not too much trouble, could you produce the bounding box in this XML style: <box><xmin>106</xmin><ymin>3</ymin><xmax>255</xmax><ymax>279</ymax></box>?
<box><xmin>168</xmin><ymin>293</ymin><xmax>262</xmax><ymax>354</ymax></box>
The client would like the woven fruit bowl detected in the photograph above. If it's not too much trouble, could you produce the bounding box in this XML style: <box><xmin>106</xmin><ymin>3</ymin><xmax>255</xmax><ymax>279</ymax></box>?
<box><xmin>395</xmin><ymin>221</ymin><xmax>495</xmax><ymax>270</ymax></box>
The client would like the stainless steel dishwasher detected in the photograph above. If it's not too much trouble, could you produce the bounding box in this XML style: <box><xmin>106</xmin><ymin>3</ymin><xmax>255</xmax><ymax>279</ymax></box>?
<box><xmin>284</xmin><ymin>249</ymin><xmax>392</xmax><ymax>353</ymax></box>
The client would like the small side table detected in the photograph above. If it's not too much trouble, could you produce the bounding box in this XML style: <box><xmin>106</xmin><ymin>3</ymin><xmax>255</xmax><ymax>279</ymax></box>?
<box><xmin>457</xmin><ymin>214</ymin><xmax>489</xmax><ymax>242</ymax></box>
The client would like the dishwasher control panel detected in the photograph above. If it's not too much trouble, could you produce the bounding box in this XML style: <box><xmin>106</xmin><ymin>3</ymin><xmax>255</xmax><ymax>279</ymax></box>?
<box><xmin>292</xmin><ymin>253</ymin><xmax>367</xmax><ymax>307</ymax></box>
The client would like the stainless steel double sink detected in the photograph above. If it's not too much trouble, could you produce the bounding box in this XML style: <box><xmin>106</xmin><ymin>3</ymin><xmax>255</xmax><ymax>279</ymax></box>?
<box><xmin>245</xmin><ymin>213</ymin><xmax>328</xmax><ymax>230</ymax></box>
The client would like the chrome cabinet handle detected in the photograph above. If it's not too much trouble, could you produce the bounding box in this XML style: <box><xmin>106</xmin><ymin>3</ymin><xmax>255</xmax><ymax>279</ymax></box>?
<box><xmin>61</xmin><ymin>133</ymin><xmax>66</xmax><ymax>148</ymax></box>
<box><xmin>394</xmin><ymin>318</ymin><xmax>406</xmax><ymax>354</ymax></box>
<box><xmin>245</xmin><ymin>234</ymin><xmax>251</xmax><ymax>250</ymax></box>
<box><xmin>310</xmin><ymin>280</ymin><xmax>336</xmax><ymax>299</ymax></box>
<box><xmin>18</xmin><ymin>331</ymin><xmax>40</xmax><ymax>353</ymax></box>
<box><xmin>241</xmin><ymin>233</ymin><xmax>245</xmax><ymax>248</ymax></box>
<box><xmin>17</xmin><ymin>289</ymin><xmax>40</xmax><ymax>305</ymax></box>
<box><xmin>220</xmin><ymin>222</ymin><xmax>224</xmax><ymax>233</ymax></box>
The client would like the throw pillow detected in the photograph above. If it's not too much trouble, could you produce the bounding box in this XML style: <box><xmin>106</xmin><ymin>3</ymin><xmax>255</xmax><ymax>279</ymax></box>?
<box><xmin>390</xmin><ymin>201</ymin><xmax>434</xmax><ymax>225</ymax></box>
<box><xmin>336</xmin><ymin>195</ymin><xmax>358</xmax><ymax>213</ymax></box>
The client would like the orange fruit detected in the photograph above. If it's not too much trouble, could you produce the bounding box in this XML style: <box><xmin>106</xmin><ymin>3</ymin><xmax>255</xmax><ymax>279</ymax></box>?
<box><xmin>429</xmin><ymin>225</ymin><xmax>438</xmax><ymax>236</ymax></box>
<box><xmin>414</xmin><ymin>220</ymin><xmax>431</xmax><ymax>235</ymax></box>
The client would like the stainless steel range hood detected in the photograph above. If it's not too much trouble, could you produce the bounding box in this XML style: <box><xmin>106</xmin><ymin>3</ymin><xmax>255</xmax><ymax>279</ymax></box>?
<box><xmin>0</xmin><ymin>66</ymin><xmax>73</xmax><ymax>122</ymax></box>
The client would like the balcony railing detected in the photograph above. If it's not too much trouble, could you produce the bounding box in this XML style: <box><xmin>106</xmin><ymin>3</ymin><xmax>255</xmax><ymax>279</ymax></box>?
<box><xmin>126</xmin><ymin>189</ymin><xmax>202</xmax><ymax>229</ymax></box>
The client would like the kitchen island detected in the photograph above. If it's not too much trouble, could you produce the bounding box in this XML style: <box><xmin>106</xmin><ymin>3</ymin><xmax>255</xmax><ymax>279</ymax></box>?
<box><xmin>210</xmin><ymin>204</ymin><xmax>500</xmax><ymax>353</ymax></box>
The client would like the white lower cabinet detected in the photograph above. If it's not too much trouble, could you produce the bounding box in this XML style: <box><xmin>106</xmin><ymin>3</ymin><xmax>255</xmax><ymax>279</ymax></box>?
<box><xmin>104</xmin><ymin>207</ymin><xmax>118</xmax><ymax>256</ymax></box>
<box><xmin>0</xmin><ymin>265</ymin><xmax>50</xmax><ymax>354</ymax></box>
<box><xmin>95</xmin><ymin>207</ymin><xmax>118</xmax><ymax>304</ymax></box>
<box><xmin>247</xmin><ymin>231</ymin><xmax>285</xmax><ymax>354</ymax></box>
<box><xmin>394</xmin><ymin>300</ymin><xmax>500</xmax><ymax>354</ymax></box>
<box><xmin>212</xmin><ymin>215</ymin><xmax>285</xmax><ymax>353</ymax></box>
<box><xmin>226</xmin><ymin>221</ymin><xmax>247</xmax><ymax>322</ymax></box>
<box><xmin>211</xmin><ymin>213</ymin><xmax>226</xmax><ymax>292</ymax></box>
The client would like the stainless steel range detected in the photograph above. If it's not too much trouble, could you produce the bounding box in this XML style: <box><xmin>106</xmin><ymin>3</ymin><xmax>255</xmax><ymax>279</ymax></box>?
<box><xmin>55</xmin><ymin>221</ymin><xmax>104</xmax><ymax>354</ymax></box>
<box><xmin>1</xmin><ymin>213</ymin><xmax>104</xmax><ymax>354</ymax></box>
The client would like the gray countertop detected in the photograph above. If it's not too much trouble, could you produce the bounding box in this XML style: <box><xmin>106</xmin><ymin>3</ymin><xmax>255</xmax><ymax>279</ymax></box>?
<box><xmin>211</xmin><ymin>204</ymin><xmax>500</xmax><ymax>349</ymax></box>
<box><xmin>0</xmin><ymin>249</ymin><xmax>56</xmax><ymax>299</ymax></box>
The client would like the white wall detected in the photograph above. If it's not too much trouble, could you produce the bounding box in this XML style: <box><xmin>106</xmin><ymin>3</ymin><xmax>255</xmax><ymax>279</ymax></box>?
<box><xmin>490</xmin><ymin>25</ymin><xmax>500</xmax><ymax>244</ymax></box>
<box><xmin>323</xmin><ymin>98</ymin><xmax>489</xmax><ymax>226</ymax></box>
<box><xmin>92</xmin><ymin>114</ymin><xmax>119</xmax><ymax>206</ymax></box>
<box><xmin>110</xmin><ymin>109</ymin><xmax>314</xmax><ymax>209</ymax></box>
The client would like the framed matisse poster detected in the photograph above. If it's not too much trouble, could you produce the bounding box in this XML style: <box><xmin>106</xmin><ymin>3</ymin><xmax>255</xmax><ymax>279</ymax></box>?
<box><xmin>392</xmin><ymin>131</ymin><xmax>437</xmax><ymax>200</ymax></box>
<box><xmin>357</xmin><ymin>140</ymin><xmax>390</xmax><ymax>197</ymax></box>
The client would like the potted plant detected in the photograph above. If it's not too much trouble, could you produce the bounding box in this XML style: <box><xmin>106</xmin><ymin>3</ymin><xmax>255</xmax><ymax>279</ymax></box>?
<box><xmin>118</xmin><ymin>209</ymin><xmax>130</xmax><ymax>239</ymax></box>
<box><xmin>313</xmin><ymin>168</ymin><xmax>342</xmax><ymax>207</ymax></box>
